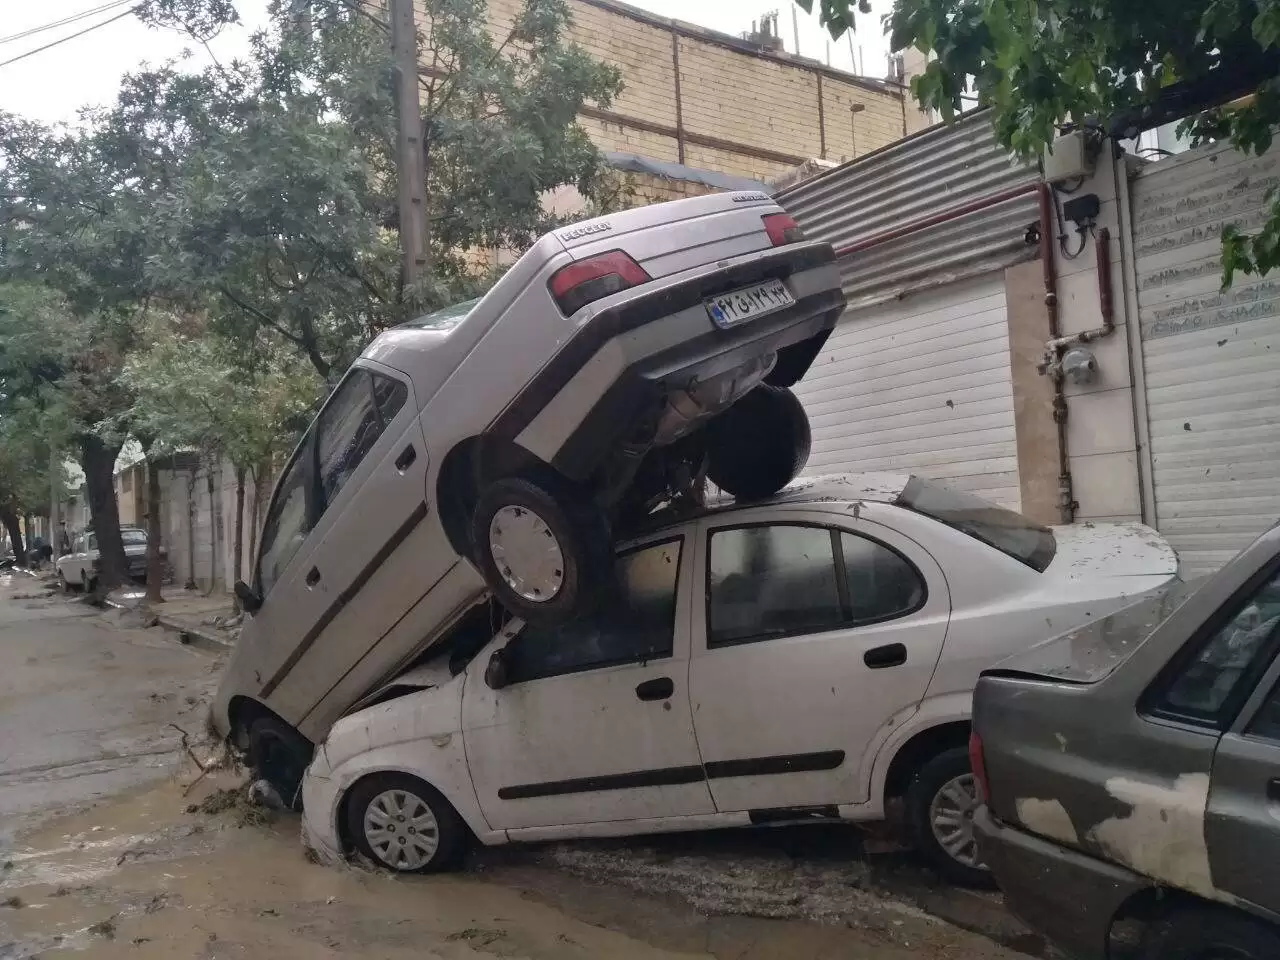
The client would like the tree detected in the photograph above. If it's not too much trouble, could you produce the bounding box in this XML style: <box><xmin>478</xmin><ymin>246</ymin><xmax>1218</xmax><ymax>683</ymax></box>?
<box><xmin>120</xmin><ymin>319</ymin><xmax>321</xmax><ymax>599</ymax></box>
<box><xmin>140</xmin><ymin>0</ymin><xmax>623</xmax><ymax>379</ymax></box>
<box><xmin>799</xmin><ymin>0</ymin><xmax>1280</xmax><ymax>284</ymax></box>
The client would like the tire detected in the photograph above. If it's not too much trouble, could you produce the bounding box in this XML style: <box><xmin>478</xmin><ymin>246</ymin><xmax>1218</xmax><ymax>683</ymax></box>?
<box><xmin>246</xmin><ymin>716</ymin><xmax>312</xmax><ymax>812</ymax></box>
<box><xmin>905</xmin><ymin>746</ymin><xmax>995</xmax><ymax>888</ymax></box>
<box><xmin>80</xmin><ymin>570</ymin><xmax>92</xmax><ymax>593</ymax></box>
<box><xmin>705</xmin><ymin>385</ymin><xmax>811</xmax><ymax>500</ymax></box>
<box><xmin>345</xmin><ymin>773</ymin><xmax>467</xmax><ymax>873</ymax></box>
<box><xmin>471</xmin><ymin>471</ymin><xmax>613</xmax><ymax>625</ymax></box>
<box><xmin>1139</xmin><ymin>906</ymin><xmax>1280</xmax><ymax>959</ymax></box>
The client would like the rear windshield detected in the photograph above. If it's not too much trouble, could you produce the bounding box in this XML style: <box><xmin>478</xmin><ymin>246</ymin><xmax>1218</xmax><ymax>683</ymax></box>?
<box><xmin>121</xmin><ymin>529</ymin><xmax>148</xmax><ymax>546</ymax></box>
<box><xmin>898</xmin><ymin>477</ymin><xmax>1057</xmax><ymax>572</ymax></box>
<box><xmin>396</xmin><ymin>298</ymin><xmax>479</xmax><ymax>331</ymax></box>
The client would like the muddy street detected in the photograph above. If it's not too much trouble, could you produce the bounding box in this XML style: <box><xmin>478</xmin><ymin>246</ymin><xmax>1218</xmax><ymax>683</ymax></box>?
<box><xmin>0</xmin><ymin>579</ymin><xmax>1036</xmax><ymax>959</ymax></box>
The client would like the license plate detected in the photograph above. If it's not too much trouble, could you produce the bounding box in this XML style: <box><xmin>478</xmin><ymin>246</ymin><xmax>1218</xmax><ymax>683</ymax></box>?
<box><xmin>705</xmin><ymin>278</ymin><xmax>795</xmax><ymax>328</ymax></box>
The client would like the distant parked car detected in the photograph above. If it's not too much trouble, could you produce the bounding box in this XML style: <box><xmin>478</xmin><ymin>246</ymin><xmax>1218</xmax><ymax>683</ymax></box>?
<box><xmin>298</xmin><ymin>474</ymin><xmax>1177</xmax><ymax>883</ymax></box>
<box><xmin>973</xmin><ymin>520</ymin><xmax>1280</xmax><ymax>959</ymax></box>
<box><xmin>57</xmin><ymin>527</ymin><xmax>162</xmax><ymax>591</ymax></box>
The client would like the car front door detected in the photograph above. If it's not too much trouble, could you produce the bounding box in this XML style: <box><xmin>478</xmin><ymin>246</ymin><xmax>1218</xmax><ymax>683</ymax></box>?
<box><xmin>687</xmin><ymin>509</ymin><xmax>951</xmax><ymax>813</ymax></box>
<box><xmin>261</xmin><ymin>363</ymin><xmax>440</xmax><ymax>726</ymax></box>
<box><xmin>1202</xmin><ymin>562</ymin><xmax>1280</xmax><ymax>913</ymax></box>
<box><xmin>462</xmin><ymin>534</ymin><xmax>715</xmax><ymax>833</ymax></box>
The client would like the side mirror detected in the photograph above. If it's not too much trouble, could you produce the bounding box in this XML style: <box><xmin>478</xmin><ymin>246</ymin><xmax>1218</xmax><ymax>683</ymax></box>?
<box><xmin>234</xmin><ymin>580</ymin><xmax>263</xmax><ymax>614</ymax></box>
<box><xmin>484</xmin><ymin>649</ymin><xmax>509</xmax><ymax>690</ymax></box>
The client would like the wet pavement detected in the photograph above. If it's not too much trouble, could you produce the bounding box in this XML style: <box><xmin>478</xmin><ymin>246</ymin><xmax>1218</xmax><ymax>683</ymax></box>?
<box><xmin>0</xmin><ymin>578</ymin><xmax>1039</xmax><ymax>959</ymax></box>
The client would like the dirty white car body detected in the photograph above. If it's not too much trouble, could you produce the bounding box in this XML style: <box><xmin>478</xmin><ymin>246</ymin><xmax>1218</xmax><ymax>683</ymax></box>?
<box><xmin>212</xmin><ymin>192</ymin><xmax>843</xmax><ymax>779</ymax></box>
<box><xmin>57</xmin><ymin>527</ymin><xmax>154</xmax><ymax>590</ymax></box>
<box><xmin>299</xmin><ymin>474</ymin><xmax>1178</xmax><ymax>881</ymax></box>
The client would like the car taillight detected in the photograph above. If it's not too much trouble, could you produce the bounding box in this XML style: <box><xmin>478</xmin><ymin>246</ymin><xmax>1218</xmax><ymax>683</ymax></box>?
<box><xmin>969</xmin><ymin>731</ymin><xmax>990</xmax><ymax>804</ymax></box>
<box><xmin>548</xmin><ymin>250</ymin><xmax>650</xmax><ymax>315</ymax></box>
<box><xmin>762</xmin><ymin>212</ymin><xmax>804</xmax><ymax>246</ymax></box>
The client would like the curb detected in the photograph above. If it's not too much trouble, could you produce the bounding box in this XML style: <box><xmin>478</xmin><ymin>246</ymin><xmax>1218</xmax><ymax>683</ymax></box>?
<box><xmin>101</xmin><ymin>596</ymin><xmax>235</xmax><ymax>651</ymax></box>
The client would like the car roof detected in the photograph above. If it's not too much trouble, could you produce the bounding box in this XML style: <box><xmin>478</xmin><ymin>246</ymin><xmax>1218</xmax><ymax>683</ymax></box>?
<box><xmin>629</xmin><ymin>472</ymin><xmax>910</xmax><ymax>537</ymax></box>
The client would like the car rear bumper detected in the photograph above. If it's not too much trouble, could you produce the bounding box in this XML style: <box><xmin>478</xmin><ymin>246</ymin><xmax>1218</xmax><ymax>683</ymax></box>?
<box><xmin>490</xmin><ymin>241</ymin><xmax>844</xmax><ymax>481</ymax></box>
<box><xmin>975</xmin><ymin>806</ymin><xmax>1148</xmax><ymax>959</ymax></box>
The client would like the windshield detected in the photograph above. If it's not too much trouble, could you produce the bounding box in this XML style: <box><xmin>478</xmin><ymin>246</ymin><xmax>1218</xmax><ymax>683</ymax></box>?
<box><xmin>121</xmin><ymin>529</ymin><xmax>148</xmax><ymax>546</ymax></box>
<box><xmin>898</xmin><ymin>476</ymin><xmax>1057</xmax><ymax>572</ymax></box>
<box><xmin>396</xmin><ymin>298</ymin><xmax>479</xmax><ymax>332</ymax></box>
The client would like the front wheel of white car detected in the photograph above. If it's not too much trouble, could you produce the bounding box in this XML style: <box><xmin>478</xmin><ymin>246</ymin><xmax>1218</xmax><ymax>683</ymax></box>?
<box><xmin>906</xmin><ymin>747</ymin><xmax>996</xmax><ymax>888</ymax></box>
<box><xmin>346</xmin><ymin>773</ymin><xmax>467</xmax><ymax>873</ymax></box>
<box><xmin>472</xmin><ymin>472</ymin><xmax>613</xmax><ymax>625</ymax></box>
<box><xmin>705</xmin><ymin>385</ymin><xmax>811</xmax><ymax>500</ymax></box>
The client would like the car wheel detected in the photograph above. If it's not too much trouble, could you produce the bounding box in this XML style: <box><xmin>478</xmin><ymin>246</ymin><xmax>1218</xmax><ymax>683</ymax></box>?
<box><xmin>705</xmin><ymin>384</ymin><xmax>811</xmax><ymax>500</ymax></box>
<box><xmin>246</xmin><ymin>716</ymin><xmax>312</xmax><ymax>811</ymax></box>
<box><xmin>346</xmin><ymin>773</ymin><xmax>467</xmax><ymax>873</ymax></box>
<box><xmin>1140</xmin><ymin>906</ymin><xmax>1280</xmax><ymax>959</ymax></box>
<box><xmin>471</xmin><ymin>471</ymin><xmax>613</xmax><ymax>625</ymax></box>
<box><xmin>80</xmin><ymin>570</ymin><xmax>91</xmax><ymax>594</ymax></box>
<box><xmin>905</xmin><ymin>746</ymin><xmax>995</xmax><ymax>888</ymax></box>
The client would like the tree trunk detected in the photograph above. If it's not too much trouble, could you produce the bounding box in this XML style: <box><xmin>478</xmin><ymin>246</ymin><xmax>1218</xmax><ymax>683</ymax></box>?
<box><xmin>233</xmin><ymin>464</ymin><xmax>246</xmax><ymax>589</ymax></box>
<box><xmin>185</xmin><ymin>468</ymin><xmax>198</xmax><ymax>591</ymax></box>
<box><xmin>0</xmin><ymin>508</ymin><xmax>23</xmax><ymax>564</ymax></box>
<box><xmin>205</xmin><ymin>463</ymin><xmax>217</xmax><ymax>596</ymax></box>
<box><xmin>80</xmin><ymin>433</ymin><xmax>127</xmax><ymax>593</ymax></box>
<box><xmin>144</xmin><ymin>458</ymin><xmax>164</xmax><ymax>604</ymax></box>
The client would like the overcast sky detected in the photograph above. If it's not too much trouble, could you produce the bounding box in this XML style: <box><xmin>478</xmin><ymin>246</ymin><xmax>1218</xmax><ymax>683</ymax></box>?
<box><xmin>0</xmin><ymin>0</ymin><xmax>894</xmax><ymax>126</ymax></box>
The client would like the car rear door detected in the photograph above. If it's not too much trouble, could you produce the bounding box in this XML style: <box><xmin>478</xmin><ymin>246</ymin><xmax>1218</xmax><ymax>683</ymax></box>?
<box><xmin>687</xmin><ymin>506</ymin><xmax>950</xmax><ymax>813</ymax></box>
<box><xmin>254</xmin><ymin>362</ymin><xmax>435</xmax><ymax>722</ymax></box>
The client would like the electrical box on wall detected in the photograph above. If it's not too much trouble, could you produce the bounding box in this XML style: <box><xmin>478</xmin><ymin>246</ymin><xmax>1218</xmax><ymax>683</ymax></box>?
<box><xmin>1042</xmin><ymin>129</ymin><xmax>1095</xmax><ymax>183</ymax></box>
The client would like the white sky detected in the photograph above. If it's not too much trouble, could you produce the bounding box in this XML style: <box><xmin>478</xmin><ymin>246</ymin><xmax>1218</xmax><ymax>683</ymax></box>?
<box><xmin>0</xmin><ymin>0</ymin><xmax>893</xmax><ymax>126</ymax></box>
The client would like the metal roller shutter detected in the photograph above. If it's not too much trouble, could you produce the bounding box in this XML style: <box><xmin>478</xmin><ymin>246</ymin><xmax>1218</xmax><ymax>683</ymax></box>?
<box><xmin>793</xmin><ymin>272</ymin><xmax>1021</xmax><ymax>509</ymax></box>
<box><xmin>1133</xmin><ymin>143</ymin><xmax>1280</xmax><ymax>575</ymax></box>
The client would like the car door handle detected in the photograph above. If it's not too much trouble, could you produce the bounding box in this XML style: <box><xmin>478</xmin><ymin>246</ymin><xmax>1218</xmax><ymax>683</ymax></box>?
<box><xmin>395</xmin><ymin>445</ymin><xmax>417</xmax><ymax>472</ymax></box>
<box><xmin>305</xmin><ymin>566</ymin><xmax>321</xmax><ymax>587</ymax></box>
<box><xmin>635</xmin><ymin>677</ymin><xmax>674</xmax><ymax>701</ymax></box>
<box><xmin>864</xmin><ymin>643</ymin><xmax>907</xmax><ymax>669</ymax></box>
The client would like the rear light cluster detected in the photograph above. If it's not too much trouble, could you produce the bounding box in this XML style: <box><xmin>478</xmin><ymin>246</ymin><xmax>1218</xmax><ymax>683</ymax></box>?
<box><xmin>969</xmin><ymin>731</ymin><xmax>990</xmax><ymax>804</ymax></box>
<box><xmin>762</xmin><ymin>212</ymin><xmax>805</xmax><ymax>246</ymax></box>
<box><xmin>548</xmin><ymin>250</ymin><xmax>650</xmax><ymax>315</ymax></box>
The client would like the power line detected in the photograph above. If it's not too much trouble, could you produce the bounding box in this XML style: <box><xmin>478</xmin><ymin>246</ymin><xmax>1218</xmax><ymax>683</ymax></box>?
<box><xmin>0</xmin><ymin>0</ymin><xmax>134</xmax><ymax>46</ymax></box>
<box><xmin>0</xmin><ymin>6</ymin><xmax>138</xmax><ymax>69</ymax></box>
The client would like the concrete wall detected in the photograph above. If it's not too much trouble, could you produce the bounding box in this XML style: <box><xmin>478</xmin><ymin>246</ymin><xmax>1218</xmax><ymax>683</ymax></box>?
<box><xmin>474</xmin><ymin>0</ymin><xmax>916</xmax><ymax>183</ymax></box>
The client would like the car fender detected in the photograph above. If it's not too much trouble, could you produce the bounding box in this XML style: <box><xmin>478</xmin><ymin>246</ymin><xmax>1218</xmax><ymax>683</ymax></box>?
<box><xmin>867</xmin><ymin>691</ymin><xmax>974</xmax><ymax>806</ymax></box>
<box><xmin>313</xmin><ymin>683</ymin><xmax>503</xmax><ymax>848</ymax></box>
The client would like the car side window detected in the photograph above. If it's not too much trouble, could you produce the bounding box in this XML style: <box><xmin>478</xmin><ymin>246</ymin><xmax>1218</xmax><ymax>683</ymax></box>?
<box><xmin>1155</xmin><ymin>565</ymin><xmax>1280</xmax><ymax>725</ymax></box>
<box><xmin>1247</xmin><ymin>679</ymin><xmax>1280</xmax><ymax>742</ymax></box>
<box><xmin>708</xmin><ymin>524</ymin><xmax>843</xmax><ymax>646</ymax></box>
<box><xmin>257</xmin><ymin>440</ymin><xmax>315</xmax><ymax>596</ymax></box>
<box><xmin>707</xmin><ymin>525</ymin><xmax>926</xmax><ymax>647</ymax></box>
<box><xmin>315</xmin><ymin>369</ymin><xmax>406</xmax><ymax>512</ymax></box>
<box><xmin>505</xmin><ymin>539</ymin><xmax>682</xmax><ymax>684</ymax></box>
<box><xmin>842</xmin><ymin>532</ymin><xmax>926</xmax><ymax>623</ymax></box>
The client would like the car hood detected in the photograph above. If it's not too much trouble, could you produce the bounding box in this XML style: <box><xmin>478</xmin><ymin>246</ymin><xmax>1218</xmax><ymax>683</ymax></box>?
<box><xmin>987</xmin><ymin>577</ymin><xmax>1200</xmax><ymax>684</ymax></box>
<box><xmin>1045</xmin><ymin>521</ymin><xmax>1178</xmax><ymax>580</ymax></box>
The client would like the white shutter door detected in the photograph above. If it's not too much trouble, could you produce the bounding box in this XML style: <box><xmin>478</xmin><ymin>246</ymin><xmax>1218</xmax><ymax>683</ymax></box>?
<box><xmin>793</xmin><ymin>273</ymin><xmax>1021</xmax><ymax>508</ymax></box>
<box><xmin>1134</xmin><ymin>144</ymin><xmax>1280</xmax><ymax>576</ymax></box>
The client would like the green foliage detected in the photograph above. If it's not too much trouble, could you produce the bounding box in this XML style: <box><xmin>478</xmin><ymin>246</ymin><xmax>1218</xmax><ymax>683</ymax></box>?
<box><xmin>802</xmin><ymin>0</ymin><xmax>1280</xmax><ymax>285</ymax></box>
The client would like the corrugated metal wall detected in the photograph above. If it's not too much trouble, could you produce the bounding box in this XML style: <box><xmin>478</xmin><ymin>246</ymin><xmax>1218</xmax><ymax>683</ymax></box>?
<box><xmin>775</xmin><ymin>111</ymin><xmax>1033</xmax><ymax>506</ymax></box>
<box><xmin>777</xmin><ymin>109</ymin><xmax>1038</xmax><ymax>310</ymax></box>
<box><xmin>1133</xmin><ymin>141</ymin><xmax>1280</xmax><ymax>575</ymax></box>
<box><xmin>794</xmin><ymin>273</ymin><xmax>1021</xmax><ymax>507</ymax></box>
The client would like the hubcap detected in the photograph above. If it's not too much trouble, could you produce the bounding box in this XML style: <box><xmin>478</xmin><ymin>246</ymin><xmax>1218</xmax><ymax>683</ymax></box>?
<box><xmin>363</xmin><ymin>789</ymin><xmax>440</xmax><ymax>870</ymax></box>
<box><xmin>488</xmin><ymin>505</ymin><xmax>565</xmax><ymax>603</ymax></box>
<box><xmin>929</xmin><ymin>773</ymin><xmax>987</xmax><ymax>871</ymax></box>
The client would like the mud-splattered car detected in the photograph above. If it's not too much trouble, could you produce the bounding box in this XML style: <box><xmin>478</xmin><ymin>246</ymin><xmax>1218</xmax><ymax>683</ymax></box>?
<box><xmin>298</xmin><ymin>475</ymin><xmax>1177</xmax><ymax>885</ymax></box>
<box><xmin>974</xmin><ymin>520</ymin><xmax>1280</xmax><ymax>959</ymax></box>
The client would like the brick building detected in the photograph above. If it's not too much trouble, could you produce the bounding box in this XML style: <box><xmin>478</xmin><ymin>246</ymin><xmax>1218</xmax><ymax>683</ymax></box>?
<box><xmin>456</xmin><ymin>0</ymin><xmax>929</xmax><ymax>204</ymax></box>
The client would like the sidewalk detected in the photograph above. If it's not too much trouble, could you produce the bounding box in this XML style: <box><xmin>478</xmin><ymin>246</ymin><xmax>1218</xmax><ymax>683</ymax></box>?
<box><xmin>105</xmin><ymin>585</ymin><xmax>240</xmax><ymax>648</ymax></box>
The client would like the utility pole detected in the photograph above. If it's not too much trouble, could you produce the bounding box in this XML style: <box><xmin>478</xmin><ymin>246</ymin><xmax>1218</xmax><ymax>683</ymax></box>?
<box><xmin>790</xmin><ymin>5</ymin><xmax>800</xmax><ymax>56</ymax></box>
<box><xmin>49</xmin><ymin>447</ymin><xmax>59</xmax><ymax>549</ymax></box>
<box><xmin>390</xmin><ymin>0</ymin><xmax>428</xmax><ymax>286</ymax></box>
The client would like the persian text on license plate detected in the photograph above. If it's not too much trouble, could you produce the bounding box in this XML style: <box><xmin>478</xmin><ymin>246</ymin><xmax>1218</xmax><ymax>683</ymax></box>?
<box><xmin>705</xmin><ymin>278</ymin><xmax>795</xmax><ymax>328</ymax></box>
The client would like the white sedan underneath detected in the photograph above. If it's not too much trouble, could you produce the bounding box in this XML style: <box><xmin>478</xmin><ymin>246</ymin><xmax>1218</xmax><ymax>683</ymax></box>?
<box><xmin>299</xmin><ymin>474</ymin><xmax>1177</xmax><ymax>885</ymax></box>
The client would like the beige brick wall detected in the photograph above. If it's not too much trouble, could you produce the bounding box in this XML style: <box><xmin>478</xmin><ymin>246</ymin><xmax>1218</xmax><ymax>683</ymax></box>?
<box><xmin>431</xmin><ymin>0</ymin><xmax>910</xmax><ymax>186</ymax></box>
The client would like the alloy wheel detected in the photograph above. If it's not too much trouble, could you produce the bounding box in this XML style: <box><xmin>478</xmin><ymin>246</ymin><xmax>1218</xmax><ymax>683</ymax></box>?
<box><xmin>928</xmin><ymin>772</ymin><xmax>986</xmax><ymax>870</ymax></box>
<box><xmin>362</xmin><ymin>788</ymin><xmax>441</xmax><ymax>871</ymax></box>
<box><xmin>488</xmin><ymin>505</ymin><xmax>565</xmax><ymax>602</ymax></box>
